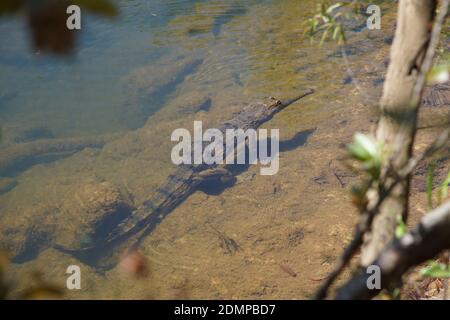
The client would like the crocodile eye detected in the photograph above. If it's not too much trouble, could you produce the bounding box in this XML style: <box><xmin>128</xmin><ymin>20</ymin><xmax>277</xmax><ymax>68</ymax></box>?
<box><xmin>269</xmin><ymin>100</ymin><xmax>281</xmax><ymax>109</ymax></box>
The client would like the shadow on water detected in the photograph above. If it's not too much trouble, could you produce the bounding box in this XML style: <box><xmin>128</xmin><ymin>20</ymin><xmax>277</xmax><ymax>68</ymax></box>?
<box><xmin>1</xmin><ymin>150</ymin><xmax>79</xmax><ymax>178</ymax></box>
<box><xmin>198</xmin><ymin>97</ymin><xmax>213</xmax><ymax>112</ymax></box>
<box><xmin>13</xmin><ymin>203</ymin><xmax>134</xmax><ymax>265</ymax></box>
<box><xmin>140</xmin><ymin>58</ymin><xmax>204</xmax><ymax>118</ymax></box>
<box><xmin>212</xmin><ymin>7</ymin><xmax>247</xmax><ymax>37</ymax></box>
<box><xmin>0</xmin><ymin>178</ymin><xmax>17</xmax><ymax>196</ymax></box>
<box><xmin>198</xmin><ymin>128</ymin><xmax>316</xmax><ymax>195</ymax></box>
<box><xmin>12</xmin><ymin>231</ymin><xmax>52</xmax><ymax>264</ymax></box>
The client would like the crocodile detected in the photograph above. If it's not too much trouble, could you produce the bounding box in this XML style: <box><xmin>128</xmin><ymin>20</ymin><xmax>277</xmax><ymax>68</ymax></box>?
<box><xmin>55</xmin><ymin>89</ymin><xmax>314</xmax><ymax>267</ymax></box>
<box><xmin>422</xmin><ymin>83</ymin><xmax>450</xmax><ymax>108</ymax></box>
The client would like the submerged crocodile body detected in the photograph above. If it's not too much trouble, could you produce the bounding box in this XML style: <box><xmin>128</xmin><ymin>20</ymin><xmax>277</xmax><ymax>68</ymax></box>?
<box><xmin>57</xmin><ymin>89</ymin><xmax>314</xmax><ymax>266</ymax></box>
<box><xmin>422</xmin><ymin>83</ymin><xmax>450</xmax><ymax>107</ymax></box>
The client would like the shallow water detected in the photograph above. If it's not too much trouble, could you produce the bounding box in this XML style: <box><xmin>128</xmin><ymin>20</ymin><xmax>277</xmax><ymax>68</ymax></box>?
<box><xmin>0</xmin><ymin>0</ymin><xmax>291</xmax><ymax>138</ymax></box>
<box><xmin>0</xmin><ymin>0</ymin><xmax>402</xmax><ymax>299</ymax></box>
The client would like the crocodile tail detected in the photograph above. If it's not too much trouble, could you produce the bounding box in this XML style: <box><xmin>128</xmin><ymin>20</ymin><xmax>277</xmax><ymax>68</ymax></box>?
<box><xmin>106</xmin><ymin>166</ymin><xmax>196</xmax><ymax>243</ymax></box>
<box><xmin>105</xmin><ymin>202</ymin><xmax>155</xmax><ymax>242</ymax></box>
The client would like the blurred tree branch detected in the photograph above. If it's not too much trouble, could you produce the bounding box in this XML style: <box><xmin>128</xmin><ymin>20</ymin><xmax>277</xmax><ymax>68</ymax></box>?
<box><xmin>335</xmin><ymin>200</ymin><xmax>450</xmax><ymax>300</ymax></box>
<box><xmin>0</xmin><ymin>0</ymin><xmax>118</xmax><ymax>54</ymax></box>
<box><xmin>315</xmin><ymin>127</ymin><xmax>450</xmax><ymax>299</ymax></box>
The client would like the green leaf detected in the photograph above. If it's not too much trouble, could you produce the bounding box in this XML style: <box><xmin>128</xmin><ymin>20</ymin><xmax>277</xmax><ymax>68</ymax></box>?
<box><xmin>395</xmin><ymin>216</ymin><xmax>407</xmax><ymax>239</ymax></box>
<box><xmin>438</xmin><ymin>171</ymin><xmax>450</xmax><ymax>204</ymax></box>
<box><xmin>347</xmin><ymin>133</ymin><xmax>381</xmax><ymax>178</ymax></box>
<box><xmin>347</xmin><ymin>142</ymin><xmax>370</xmax><ymax>162</ymax></box>
<box><xmin>354</xmin><ymin>133</ymin><xmax>378</xmax><ymax>158</ymax></box>
<box><xmin>427</xmin><ymin>64</ymin><xmax>450</xmax><ymax>85</ymax></box>
<box><xmin>313</xmin><ymin>18</ymin><xmax>320</xmax><ymax>31</ymax></box>
<box><xmin>322</xmin><ymin>15</ymin><xmax>330</xmax><ymax>24</ymax></box>
<box><xmin>319</xmin><ymin>29</ymin><xmax>329</xmax><ymax>46</ymax></box>
<box><xmin>420</xmin><ymin>261</ymin><xmax>450</xmax><ymax>278</ymax></box>
<box><xmin>306</xmin><ymin>2</ymin><xmax>348</xmax><ymax>46</ymax></box>
<box><xmin>332</xmin><ymin>25</ymin><xmax>340</xmax><ymax>40</ymax></box>
<box><xmin>326</xmin><ymin>2</ymin><xmax>344</xmax><ymax>14</ymax></box>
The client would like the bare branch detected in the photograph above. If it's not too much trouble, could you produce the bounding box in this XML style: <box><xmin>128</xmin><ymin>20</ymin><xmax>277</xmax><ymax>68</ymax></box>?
<box><xmin>335</xmin><ymin>200</ymin><xmax>450</xmax><ymax>300</ymax></box>
<box><xmin>399</xmin><ymin>128</ymin><xmax>450</xmax><ymax>177</ymax></box>
<box><xmin>314</xmin><ymin>127</ymin><xmax>449</xmax><ymax>299</ymax></box>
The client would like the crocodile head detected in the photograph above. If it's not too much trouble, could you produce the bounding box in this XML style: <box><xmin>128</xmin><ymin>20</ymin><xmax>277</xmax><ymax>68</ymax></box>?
<box><xmin>236</xmin><ymin>89</ymin><xmax>314</xmax><ymax>129</ymax></box>
<box><xmin>264</xmin><ymin>88</ymin><xmax>314</xmax><ymax>115</ymax></box>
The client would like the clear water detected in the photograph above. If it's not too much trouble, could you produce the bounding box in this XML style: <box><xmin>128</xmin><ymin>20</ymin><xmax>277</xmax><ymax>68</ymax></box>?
<box><xmin>0</xmin><ymin>0</ymin><xmax>398</xmax><ymax>299</ymax></box>
<box><xmin>0</xmin><ymin>0</ymin><xmax>285</xmax><ymax>138</ymax></box>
